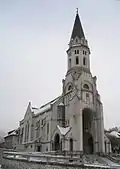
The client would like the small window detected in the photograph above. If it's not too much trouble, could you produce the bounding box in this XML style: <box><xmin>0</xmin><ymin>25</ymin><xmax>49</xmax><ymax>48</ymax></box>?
<box><xmin>47</xmin><ymin>123</ymin><xmax>49</xmax><ymax>134</ymax></box>
<box><xmin>83</xmin><ymin>84</ymin><xmax>89</xmax><ymax>90</ymax></box>
<box><xmin>75</xmin><ymin>50</ymin><xmax>76</xmax><ymax>54</ymax></box>
<box><xmin>83</xmin><ymin>57</ymin><xmax>86</xmax><ymax>65</ymax></box>
<box><xmin>69</xmin><ymin>59</ymin><xmax>71</xmax><ymax>68</ymax></box>
<box><xmin>76</xmin><ymin>39</ymin><xmax>78</xmax><ymax>43</ymax></box>
<box><xmin>41</xmin><ymin>120</ymin><xmax>44</xmax><ymax>125</ymax></box>
<box><xmin>83</xmin><ymin>50</ymin><xmax>84</xmax><ymax>55</ymax></box>
<box><xmin>85</xmin><ymin>51</ymin><xmax>87</xmax><ymax>55</ymax></box>
<box><xmin>68</xmin><ymin>85</ymin><xmax>72</xmax><ymax>91</ymax></box>
<box><xmin>76</xmin><ymin>56</ymin><xmax>79</xmax><ymax>65</ymax></box>
<box><xmin>77</xmin><ymin>50</ymin><xmax>79</xmax><ymax>54</ymax></box>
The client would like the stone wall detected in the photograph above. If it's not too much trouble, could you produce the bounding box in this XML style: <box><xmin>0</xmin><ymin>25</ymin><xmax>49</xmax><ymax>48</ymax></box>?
<box><xmin>0</xmin><ymin>148</ymin><xmax>16</xmax><ymax>164</ymax></box>
<box><xmin>2</xmin><ymin>151</ymin><xmax>120</xmax><ymax>169</ymax></box>
<box><xmin>2</xmin><ymin>157</ymin><xmax>113</xmax><ymax>169</ymax></box>
<box><xmin>0</xmin><ymin>148</ymin><xmax>3</xmax><ymax>164</ymax></box>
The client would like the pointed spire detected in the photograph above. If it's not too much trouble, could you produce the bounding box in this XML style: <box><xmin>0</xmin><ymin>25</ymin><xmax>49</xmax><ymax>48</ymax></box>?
<box><xmin>70</xmin><ymin>9</ymin><xmax>85</xmax><ymax>40</ymax></box>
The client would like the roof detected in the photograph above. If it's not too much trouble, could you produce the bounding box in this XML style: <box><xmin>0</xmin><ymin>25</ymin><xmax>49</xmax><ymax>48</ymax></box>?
<box><xmin>57</xmin><ymin>125</ymin><xmax>71</xmax><ymax>136</ymax></box>
<box><xmin>40</xmin><ymin>96</ymin><xmax>60</xmax><ymax>109</ymax></box>
<box><xmin>70</xmin><ymin>12</ymin><xmax>85</xmax><ymax>41</ymax></box>
<box><xmin>34</xmin><ymin>96</ymin><xmax>61</xmax><ymax>116</ymax></box>
<box><xmin>4</xmin><ymin>130</ymin><xmax>18</xmax><ymax>138</ymax></box>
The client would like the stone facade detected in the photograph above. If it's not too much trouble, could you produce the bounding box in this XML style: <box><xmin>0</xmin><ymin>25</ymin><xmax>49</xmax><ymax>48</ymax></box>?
<box><xmin>4</xmin><ymin>130</ymin><xmax>18</xmax><ymax>150</ymax></box>
<box><xmin>14</xmin><ymin>11</ymin><xmax>111</xmax><ymax>154</ymax></box>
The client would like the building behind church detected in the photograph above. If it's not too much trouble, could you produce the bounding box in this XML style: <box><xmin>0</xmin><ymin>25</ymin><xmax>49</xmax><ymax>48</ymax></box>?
<box><xmin>7</xmin><ymin>11</ymin><xmax>112</xmax><ymax>154</ymax></box>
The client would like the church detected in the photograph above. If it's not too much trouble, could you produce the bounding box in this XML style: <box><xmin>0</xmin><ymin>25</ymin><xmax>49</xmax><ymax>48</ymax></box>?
<box><xmin>17</xmin><ymin>11</ymin><xmax>111</xmax><ymax>154</ymax></box>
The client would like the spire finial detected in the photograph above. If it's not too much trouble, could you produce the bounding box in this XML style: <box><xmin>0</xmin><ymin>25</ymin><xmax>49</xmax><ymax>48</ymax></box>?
<box><xmin>76</xmin><ymin>8</ymin><xmax>78</xmax><ymax>14</ymax></box>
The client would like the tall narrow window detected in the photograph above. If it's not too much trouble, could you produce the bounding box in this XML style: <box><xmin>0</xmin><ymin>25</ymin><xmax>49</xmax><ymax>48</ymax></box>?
<box><xmin>75</xmin><ymin>50</ymin><xmax>76</xmax><ymax>54</ymax></box>
<box><xmin>68</xmin><ymin>85</ymin><xmax>72</xmax><ymax>91</ymax></box>
<box><xmin>83</xmin><ymin>57</ymin><xmax>86</xmax><ymax>65</ymax></box>
<box><xmin>69</xmin><ymin>59</ymin><xmax>71</xmax><ymax>68</ymax></box>
<box><xmin>77</xmin><ymin>50</ymin><xmax>79</xmax><ymax>54</ymax></box>
<box><xmin>47</xmin><ymin>123</ymin><xmax>49</xmax><ymax>134</ymax></box>
<box><xmin>70</xmin><ymin>138</ymin><xmax>73</xmax><ymax>152</ymax></box>
<box><xmin>76</xmin><ymin>57</ymin><xmax>79</xmax><ymax>65</ymax></box>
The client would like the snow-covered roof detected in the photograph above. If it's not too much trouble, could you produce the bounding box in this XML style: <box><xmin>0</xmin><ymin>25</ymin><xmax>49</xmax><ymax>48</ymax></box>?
<box><xmin>57</xmin><ymin>125</ymin><xmax>71</xmax><ymax>135</ymax></box>
<box><xmin>40</xmin><ymin>96</ymin><xmax>60</xmax><ymax>109</ymax></box>
<box><xmin>108</xmin><ymin>131</ymin><xmax>120</xmax><ymax>138</ymax></box>
<box><xmin>34</xmin><ymin>96</ymin><xmax>60</xmax><ymax>116</ymax></box>
<box><xmin>31</xmin><ymin>107</ymin><xmax>40</xmax><ymax>114</ymax></box>
<box><xmin>4</xmin><ymin>130</ymin><xmax>18</xmax><ymax>138</ymax></box>
<box><xmin>34</xmin><ymin>104</ymin><xmax>51</xmax><ymax>116</ymax></box>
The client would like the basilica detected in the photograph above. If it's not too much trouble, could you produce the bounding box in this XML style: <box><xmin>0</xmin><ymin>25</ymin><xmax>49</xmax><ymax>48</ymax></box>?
<box><xmin>16</xmin><ymin>11</ymin><xmax>111</xmax><ymax>154</ymax></box>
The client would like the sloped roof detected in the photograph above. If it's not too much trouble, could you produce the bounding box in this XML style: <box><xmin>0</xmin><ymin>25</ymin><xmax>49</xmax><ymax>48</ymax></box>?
<box><xmin>57</xmin><ymin>125</ymin><xmax>71</xmax><ymax>136</ymax></box>
<box><xmin>70</xmin><ymin>13</ymin><xmax>85</xmax><ymax>40</ymax></box>
<box><xmin>34</xmin><ymin>96</ymin><xmax>60</xmax><ymax>116</ymax></box>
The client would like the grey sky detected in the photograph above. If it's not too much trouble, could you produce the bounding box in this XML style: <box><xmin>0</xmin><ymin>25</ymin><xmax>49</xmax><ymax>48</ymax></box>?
<box><xmin>0</xmin><ymin>0</ymin><xmax>120</xmax><ymax>132</ymax></box>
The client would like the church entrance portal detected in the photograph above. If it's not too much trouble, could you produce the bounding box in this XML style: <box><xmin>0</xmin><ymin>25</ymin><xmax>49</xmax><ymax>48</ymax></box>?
<box><xmin>54</xmin><ymin>133</ymin><xmax>60</xmax><ymax>151</ymax></box>
<box><xmin>82</xmin><ymin>108</ymin><xmax>94</xmax><ymax>154</ymax></box>
<box><xmin>69</xmin><ymin>138</ymin><xmax>73</xmax><ymax>152</ymax></box>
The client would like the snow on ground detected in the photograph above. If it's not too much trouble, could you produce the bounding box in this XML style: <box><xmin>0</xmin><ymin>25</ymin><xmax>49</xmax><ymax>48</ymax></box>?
<box><xmin>101</xmin><ymin>157</ymin><xmax>120</xmax><ymax>168</ymax></box>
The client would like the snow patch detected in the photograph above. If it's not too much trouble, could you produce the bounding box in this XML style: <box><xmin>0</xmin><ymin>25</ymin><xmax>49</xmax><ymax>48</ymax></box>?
<box><xmin>58</xmin><ymin>102</ymin><xmax>64</xmax><ymax>106</ymax></box>
<box><xmin>109</xmin><ymin>131</ymin><xmax>120</xmax><ymax>138</ymax></box>
<box><xmin>57</xmin><ymin>125</ymin><xmax>71</xmax><ymax>135</ymax></box>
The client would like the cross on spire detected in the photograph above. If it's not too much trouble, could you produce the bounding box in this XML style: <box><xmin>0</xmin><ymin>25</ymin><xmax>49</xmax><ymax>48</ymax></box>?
<box><xmin>76</xmin><ymin>8</ymin><xmax>78</xmax><ymax>14</ymax></box>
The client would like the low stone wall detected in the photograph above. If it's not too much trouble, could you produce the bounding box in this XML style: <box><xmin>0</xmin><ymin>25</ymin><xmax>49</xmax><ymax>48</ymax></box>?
<box><xmin>0</xmin><ymin>148</ymin><xmax>16</xmax><ymax>164</ymax></box>
<box><xmin>2</xmin><ymin>158</ymin><xmax>114</xmax><ymax>169</ymax></box>
<box><xmin>0</xmin><ymin>148</ymin><xmax>3</xmax><ymax>164</ymax></box>
<box><xmin>2</xmin><ymin>151</ymin><xmax>120</xmax><ymax>169</ymax></box>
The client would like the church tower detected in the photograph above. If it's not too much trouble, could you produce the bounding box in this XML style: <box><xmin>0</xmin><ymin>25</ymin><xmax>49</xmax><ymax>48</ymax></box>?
<box><xmin>67</xmin><ymin>10</ymin><xmax>90</xmax><ymax>74</ymax></box>
<box><xmin>63</xmin><ymin>10</ymin><xmax>105</xmax><ymax>153</ymax></box>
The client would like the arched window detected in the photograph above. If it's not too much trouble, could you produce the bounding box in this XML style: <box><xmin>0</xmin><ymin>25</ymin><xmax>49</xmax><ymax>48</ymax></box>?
<box><xmin>83</xmin><ymin>84</ymin><xmax>89</xmax><ymax>90</ymax></box>
<box><xmin>69</xmin><ymin>59</ymin><xmax>71</xmax><ymax>68</ymax></box>
<box><xmin>68</xmin><ymin>85</ymin><xmax>72</xmax><ymax>91</ymax></box>
<box><xmin>83</xmin><ymin>57</ymin><xmax>86</xmax><ymax>65</ymax></box>
<box><xmin>76</xmin><ymin>56</ymin><xmax>79</xmax><ymax>65</ymax></box>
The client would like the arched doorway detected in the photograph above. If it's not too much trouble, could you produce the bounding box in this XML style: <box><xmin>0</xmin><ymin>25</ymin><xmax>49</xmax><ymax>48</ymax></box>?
<box><xmin>82</xmin><ymin>108</ymin><xmax>94</xmax><ymax>154</ymax></box>
<box><xmin>69</xmin><ymin>138</ymin><xmax>73</xmax><ymax>152</ymax></box>
<box><xmin>54</xmin><ymin>133</ymin><xmax>60</xmax><ymax>151</ymax></box>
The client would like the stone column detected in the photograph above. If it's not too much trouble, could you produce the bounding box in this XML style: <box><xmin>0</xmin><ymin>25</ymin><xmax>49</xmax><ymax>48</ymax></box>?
<box><xmin>94</xmin><ymin>118</ymin><xmax>99</xmax><ymax>153</ymax></box>
<box><xmin>99</xmin><ymin>105</ymin><xmax>105</xmax><ymax>153</ymax></box>
<box><xmin>79</xmin><ymin>109</ymin><xmax>83</xmax><ymax>152</ymax></box>
<box><xmin>97</xmin><ymin>109</ymin><xmax>105</xmax><ymax>153</ymax></box>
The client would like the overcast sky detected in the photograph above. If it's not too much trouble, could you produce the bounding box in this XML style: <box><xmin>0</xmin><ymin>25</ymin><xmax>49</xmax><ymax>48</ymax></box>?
<box><xmin>0</xmin><ymin>0</ymin><xmax>120</xmax><ymax>133</ymax></box>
